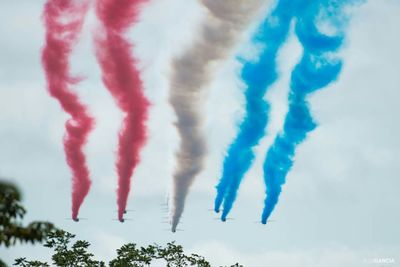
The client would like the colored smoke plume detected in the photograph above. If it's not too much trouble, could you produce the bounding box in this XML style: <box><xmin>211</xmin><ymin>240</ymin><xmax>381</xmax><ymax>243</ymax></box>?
<box><xmin>94</xmin><ymin>0</ymin><xmax>150</xmax><ymax>221</ymax></box>
<box><xmin>214</xmin><ymin>0</ymin><xmax>297</xmax><ymax>221</ymax></box>
<box><xmin>170</xmin><ymin>0</ymin><xmax>264</xmax><ymax>232</ymax></box>
<box><xmin>261</xmin><ymin>0</ymin><xmax>359</xmax><ymax>224</ymax></box>
<box><xmin>42</xmin><ymin>0</ymin><xmax>94</xmax><ymax>220</ymax></box>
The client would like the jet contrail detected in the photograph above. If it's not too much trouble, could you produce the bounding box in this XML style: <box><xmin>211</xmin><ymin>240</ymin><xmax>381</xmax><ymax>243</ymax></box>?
<box><xmin>214</xmin><ymin>0</ymin><xmax>298</xmax><ymax>221</ymax></box>
<box><xmin>170</xmin><ymin>0</ymin><xmax>265</xmax><ymax>232</ymax></box>
<box><xmin>94</xmin><ymin>0</ymin><xmax>150</xmax><ymax>221</ymax></box>
<box><xmin>261</xmin><ymin>0</ymin><xmax>360</xmax><ymax>224</ymax></box>
<box><xmin>42</xmin><ymin>0</ymin><xmax>94</xmax><ymax>221</ymax></box>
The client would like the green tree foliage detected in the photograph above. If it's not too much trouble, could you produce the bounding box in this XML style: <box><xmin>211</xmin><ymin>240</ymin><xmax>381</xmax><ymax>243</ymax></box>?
<box><xmin>14</xmin><ymin>230</ymin><xmax>243</xmax><ymax>267</ymax></box>
<box><xmin>0</xmin><ymin>180</ymin><xmax>56</xmax><ymax>267</ymax></box>
<box><xmin>2</xmin><ymin>181</ymin><xmax>243</xmax><ymax>267</ymax></box>
<box><xmin>14</xmin><ymin>230</ymin><xmax>105</xmax><ymax>267</ymax></box>
<box><xmin>0</xmin><ymin>181</ymin><xmax>55</xmax><ymax>247</ymax></box>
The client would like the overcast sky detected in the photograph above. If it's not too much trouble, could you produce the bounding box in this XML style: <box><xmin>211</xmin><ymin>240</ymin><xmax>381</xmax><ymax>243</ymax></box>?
<box><xmin>1</xmin><ymin>0</ymin><xmax>399</xmax><ymax>266</ymax></box>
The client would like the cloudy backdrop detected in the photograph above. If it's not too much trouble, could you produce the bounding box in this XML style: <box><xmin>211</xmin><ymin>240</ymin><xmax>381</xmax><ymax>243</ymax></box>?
<box><xmin>0</xmin><ymin>0</ymin><xmax>399</xmax><ymax>266</ymax></box>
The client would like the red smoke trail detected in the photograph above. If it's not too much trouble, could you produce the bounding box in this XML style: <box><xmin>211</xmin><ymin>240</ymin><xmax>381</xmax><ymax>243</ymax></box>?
<box><xmin>42</xmin><ymin>0</ymin><xmax>94</xmax><ymax>220</ymax></box>
<box><xmin>94</xmin><ymin>0</ymin><xmax>149</xmax><ymax>221</ymax></box>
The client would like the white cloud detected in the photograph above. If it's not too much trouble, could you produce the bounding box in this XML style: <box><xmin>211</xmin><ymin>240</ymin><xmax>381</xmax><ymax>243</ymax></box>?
<box><xmin>1</xmin><ymin>0</ymin><xmax>400</xmax><ymax>266</ymax></box>
<box><xmin>191</xmin><ymin>241</ymin><xmax>400</xmax><ymax>267</ymax></box>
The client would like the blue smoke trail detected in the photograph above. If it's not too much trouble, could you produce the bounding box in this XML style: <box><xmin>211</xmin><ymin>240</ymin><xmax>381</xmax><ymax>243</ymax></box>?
<box><xmin>261</xmin><ymin>0</ymin><xmax>358</xmax><ymax>224</ymax></box>
<box><xmin>214</xmin><ymin>0</ymin><xmax>299</xmax><ymax>220</ymax></box>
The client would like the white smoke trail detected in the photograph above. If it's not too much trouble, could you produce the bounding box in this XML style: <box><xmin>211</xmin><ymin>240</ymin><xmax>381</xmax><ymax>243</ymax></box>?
<box><xmin>170</xmin><ymin>0</ymin><xmax>266</xmax><ymax>232</ymax></box>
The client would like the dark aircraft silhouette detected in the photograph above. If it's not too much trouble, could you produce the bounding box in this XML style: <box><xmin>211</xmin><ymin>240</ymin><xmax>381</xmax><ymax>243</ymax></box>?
<box><xmin>261</xmin><ymin>219</ymin><xmax>275</xmax><ymax>225</ymax></box>
<box><xmin>124</xmin><ymin>209</ymin><xmax>135</xmax><ymax>214</ymax></box>
<box><xmin>208</xmin><ymin>208</ymin><xmax>221</xmax><ymax>213</ymax></box>
<box><xmin>253</xmin><ymin>219</ymin><xmax>275</xmax><ymax>224</ymax></box>
<box><xmin>214</xmin><ymin>217</ymin><xmax>234</xmax><ymax>222</ymax></box>
<box><xmin>112</xmin><ymin>218</ymin><xmax>133</xmax><ymax>223</ymax></box>
<box><xmin>166</xmin><ymin>228</ymin><xmax>184</xmax><ymax>233</ymax></box>
<box><xmin>115</xmin><ymin>209</ymin><xmax>134</xmax><ymax>214</ymax></box>
<box><xmin>66</xmin><ymin>217</ymin><xmax>87</xmax><ymax>222</ymax></box>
